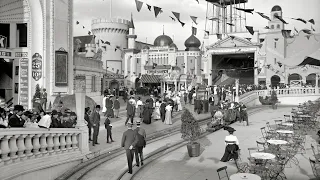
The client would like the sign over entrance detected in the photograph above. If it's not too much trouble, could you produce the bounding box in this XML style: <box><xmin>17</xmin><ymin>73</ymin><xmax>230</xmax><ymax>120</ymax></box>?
<box><xmin>32</xmin><ymin>53</ymin><xmax>42</xmax><ymax>81</ymax></box>
<box><xmin>19</xmin><ymin>58</ymin><xmax>29</xmax><ymax>109</ymax></box>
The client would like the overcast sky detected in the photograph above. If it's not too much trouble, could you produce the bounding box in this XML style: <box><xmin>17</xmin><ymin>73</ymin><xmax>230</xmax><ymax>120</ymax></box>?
<box><xmin>74</xmin><ymin>0</ymin><xmax>320</xmax><ymax>49</ymax></box>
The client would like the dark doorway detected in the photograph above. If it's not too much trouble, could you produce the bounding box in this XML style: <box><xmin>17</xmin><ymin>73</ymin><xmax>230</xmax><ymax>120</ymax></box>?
<box><xmin>271</xmin><ymin>75</ymin><xmax>281</xmax><ymax>88</ymax></box>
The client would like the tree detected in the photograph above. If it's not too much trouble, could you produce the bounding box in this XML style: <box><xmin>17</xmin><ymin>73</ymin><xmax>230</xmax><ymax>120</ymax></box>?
<box><xmin>270</xmin><ymin>90</ymin><xmax>278</xmax><ymax>105</ymax></box>
<box><xmin>33</xmin><ymin>84</ymin><xmax>41</xmax><ymax>100</ymax></box>
<box><xmin>181</xmin><ymin>108</ymin><xmax>201</xmax><ymax>143</ymax></box>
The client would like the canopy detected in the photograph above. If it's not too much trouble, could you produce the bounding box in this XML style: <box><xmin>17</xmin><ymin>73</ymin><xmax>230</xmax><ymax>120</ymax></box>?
<box><xmin>140</xmin><ymin>74</ymin><xmax>160</xmax><ymax>84</ymax></box>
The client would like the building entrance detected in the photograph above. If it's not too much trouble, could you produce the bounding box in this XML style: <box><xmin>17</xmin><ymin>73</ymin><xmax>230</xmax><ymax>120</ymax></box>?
<box><xmin>0</xmin><ymin>58</ymin><xmax>13</xmax><ymax>103</ymax></box>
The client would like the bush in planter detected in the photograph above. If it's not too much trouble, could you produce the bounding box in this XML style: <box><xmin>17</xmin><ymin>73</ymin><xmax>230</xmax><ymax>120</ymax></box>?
<box><xmin>181</xmin><ymin>108</ymin><xmax>202</xmax><ymax>157</ymax></box>
<box><xmin>270</xmin><ymin>90</ymin><xmax>278</xmax><ymax>109</ymax></box>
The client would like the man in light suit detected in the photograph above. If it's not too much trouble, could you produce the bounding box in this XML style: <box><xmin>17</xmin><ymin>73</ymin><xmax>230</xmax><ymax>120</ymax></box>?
<box><xmin>121</xmin><ymin>122</ymin><xmax>138</xmax><ymax>174</ymax></box>
<box><xmin>90</xmin><ymin>105</ymin><xmax>101</xmax><ymax>146</ymax></box>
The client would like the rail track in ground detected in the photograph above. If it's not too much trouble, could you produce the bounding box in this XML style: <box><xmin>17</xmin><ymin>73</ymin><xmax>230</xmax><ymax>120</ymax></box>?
<box><xmin>56</xmin><ymin>106</ymin><xmax>266</xmax><ymax>180</ymax></box>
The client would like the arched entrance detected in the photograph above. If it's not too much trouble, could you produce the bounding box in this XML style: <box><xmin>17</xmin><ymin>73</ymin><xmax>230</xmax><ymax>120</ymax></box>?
<box><xmin>288</xmin><ymin>73</ymin><xmax>302</xmax><ymax>84</ymax></box>
<box><xmin>306</xmin><ymin>73</ymin><xmax>320</xmax><ymax>86</ymax></box>
<box><xmin>135</xmin><ymin>78</ymin><xmax>141</xmax><ymax>88</ymax></box>
<box><xmin>271</xmin><ymin>75</ymin><xmax>281</xmax><ymax>88</ymax></box>
<box><xmin>109</xmin><ymin>80</ymin><xmax>119</xmax><ymax>90</ymax></box>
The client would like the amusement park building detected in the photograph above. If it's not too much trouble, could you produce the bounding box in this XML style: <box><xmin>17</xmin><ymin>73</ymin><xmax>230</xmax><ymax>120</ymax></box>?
<box><xmin>0</xmin><ymin>0</ymin><xmax>74</xmax><ymax>109</ymax></box>
<box><xmin>205</xmin><ymin>5</ymin><xmax>320</xmax><ymax>87</ymax></box>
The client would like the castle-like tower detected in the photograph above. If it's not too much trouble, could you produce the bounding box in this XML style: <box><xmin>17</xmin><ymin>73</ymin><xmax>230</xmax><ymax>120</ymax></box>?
<box><xmin>91</xmin><ymin>18</ymin><xmax>130</xmax><ymax>72</ymax></box>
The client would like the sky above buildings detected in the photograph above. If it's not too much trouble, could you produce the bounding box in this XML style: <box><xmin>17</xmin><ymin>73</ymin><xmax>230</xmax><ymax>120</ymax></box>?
<box><xmin>74</xmin><ymin>0</ymin><xmax>320</xmax><ymax>49</ymax></box>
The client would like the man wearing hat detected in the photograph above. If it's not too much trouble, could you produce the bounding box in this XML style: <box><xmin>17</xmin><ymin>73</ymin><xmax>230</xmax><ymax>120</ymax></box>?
<box><xmin>91</xmin><ymin>105</ymin><xmax>101</xmax><ymax>146</ymax></box>
<box><xmin>104</xmin><ymin>116</ymin><xmax>114</xmax><ymax>143</ymax></box>
<box><xmin>8</xmin><ymin>105</ymin><xmax>25</xmax><ymax>127</ymax></box>
<box><xmin>50</xmin><ymin>110</ymin><xmax>61</xmax><ymax>128</ymax></box>
<box><xmin>33</xmin><ymin>98</ymin><xmax>44</xmax><ymax>114</ymax></box>
<box><xmin>134</xmin><ymin>120</ymin><xmax>146</xmax><ymax>166</ymax></box>
<box><xmin>121</xmin><ymin>122</ymin><xmax>138</xmax><ymax>174</ymax></box>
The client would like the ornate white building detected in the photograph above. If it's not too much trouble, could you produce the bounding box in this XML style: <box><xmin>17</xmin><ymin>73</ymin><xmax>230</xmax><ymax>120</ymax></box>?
<box><xmin>0</xmin><ymin>0</ymin><xmax>74</xmax><ymax>109</ymax></box>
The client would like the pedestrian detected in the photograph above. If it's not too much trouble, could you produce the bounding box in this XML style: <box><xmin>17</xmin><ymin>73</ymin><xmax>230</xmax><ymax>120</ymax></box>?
<box><xmin>90</xmin><ymin>105</ymin><xmax>101</xmax><ymax>146</ymax></box>
<box><xmin>84</xmin><ymin>107</ymin><xmax>92</xmax><ymax>141</ymax></box>
<box><xmin>8</xmin><ymin>105</ymin><xmax>25</xmax><ymax>127</ymax></box>
<box><xmin>125</xmin><ymin>100</ymin><xmax>135</xmax><ymax>125</ymax></box>
<box><xmin>114</xmin><ymin>96</ymin><xmax>120</xmax><ymax>118</ymax></box>
<box><xmin>104</xmin><ymin>117</ymin><xmax>114</xmax><ymax>143</ymax></box>
<box><xmin>134</xmin><ymin>120</ymin><xmax>146</xmax><ymax>166</ymax></box>
<box><xmin>121</xmin><ymin>122</ymin><xmax>138</xmax><ymax>174</ymax></box>
<box><xmin>38</xmin><ymin>113</ymin><xmax>51</xmax><ymax>129</ymax></box>
<box><xmin>160</xmin><ymin>100</ymin><xmax>166</xmax><ymax>122</ymax></box>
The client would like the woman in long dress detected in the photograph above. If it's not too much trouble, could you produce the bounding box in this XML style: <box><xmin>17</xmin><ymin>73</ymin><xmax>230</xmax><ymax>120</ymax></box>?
<box><xmin>153</xmin><ymin>99</ymin><xmax>161</xmax><ymax>120</ymax></box>
<box><xmin>164</xmin><ymin>103</ymin><xmax>173</xmax><ymax>125</ymax></box>
<box><xmin>176</xmin><ymin>95</ymin><xmax>182</xmax><ymax>111</ymax></box>
<box><xmin>142</xmin><ymin>100</ymin><xmax>153</xmax><ymax>124</ymax></box>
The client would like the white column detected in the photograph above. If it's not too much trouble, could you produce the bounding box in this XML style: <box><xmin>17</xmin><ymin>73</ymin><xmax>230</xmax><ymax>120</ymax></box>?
<box><xmin>208</xmin><ymin>53</ymin><xmax>213</xmax><ymax>86</ymax></box>
<box><xmin>166</xmin><ymin>82</ymin><xmax>169</xmax><ymax>91</ymax></box>
<box><xmin>75</xmin><ymin>88</ymin><xmax>89</xmax><ymax>153</ymax></box>
<box><xmin>175</xmin><ymin>81</ymin><xmax>178</xmax><ymax>92</ymax></box>
<box><xmin>10</xmin><ymin>23</ymin><xmax>17</xmax><ymax>48</ymax></box>
<box><xmin>184</xmin><ymin>53</ymin><xmax>187</xmax><ymax>74</ymax></box>
<box><xmin>316</xmin><ymin>74</ymin><xmax>319</xmax><ymax>94</ymax></box>
<box><xmin>235</xmin><ymin>78</ymin><xmax>239</xmax><ymax>102</ymax></box>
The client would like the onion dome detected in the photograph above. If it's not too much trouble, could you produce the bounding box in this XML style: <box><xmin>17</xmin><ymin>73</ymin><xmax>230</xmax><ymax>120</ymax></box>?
<box><xmin>184</xmin><ymin>34</ymin><xmax>201</xmax><ymax>51</ymax></box>
<box><xmin>154</xmin><ymin>34</ymin><xmax>173</xmax><ymax>47</ymax></box>
<box><xmin>271</xmin><ymin>5</ymin><xmax>282</xmax><ymax>12</ymax></box>
<box><xmin>169</xmin><ymin>43</ymin><xmax>178</xmax><ymax>49</ymax></box>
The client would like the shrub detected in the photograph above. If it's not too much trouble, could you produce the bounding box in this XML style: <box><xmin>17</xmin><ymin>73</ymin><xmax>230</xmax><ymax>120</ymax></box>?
<box><xmin>33</xmin><ymin>84</ymin><xmax>41</xmax><ymax>100</ymax></box>
<box><xmin>270</xmin><ymin>90</ymin><xmax>278</xmax><ymax>105</ymax></box>
<box><xmin>181</xmin><ymin>108</ymin><xmax>201</xmax><ymax>144</ymax></box>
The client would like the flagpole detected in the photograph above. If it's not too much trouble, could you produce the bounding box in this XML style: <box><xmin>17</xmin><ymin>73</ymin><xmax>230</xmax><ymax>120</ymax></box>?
<box><xmin>110</xmin><ymin>0</ymin><xmax>112</xmax><ymax>18</ymax></box>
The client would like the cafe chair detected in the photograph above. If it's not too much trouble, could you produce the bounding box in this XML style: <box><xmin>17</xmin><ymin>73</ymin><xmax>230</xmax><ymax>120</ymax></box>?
<box><xmin>216</xmin><ymin>166</ymin><xmax>230</xmax><ymax>180</ymax></box>
<box><xmin>284</xmin><ymin>115</ymin><xmax>293</xmax><ymax>123</ymax></box>
<box><xmin>256</xmin><ymin>141</ymin><xmax>267</xmax><ymax>152</ymax></box>
<box><xmin>309</xmin><ymin>158</ymin><xmax>320</xmax><ymax>178</ymax></box>
<box><xmin>274</xmin><ymin>119</ymin><xmax>283</xmax><ymax>129</ymax></box>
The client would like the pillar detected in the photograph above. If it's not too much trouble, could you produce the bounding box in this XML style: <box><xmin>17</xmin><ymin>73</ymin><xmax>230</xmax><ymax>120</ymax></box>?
<box><xmin>175</xmin><ymin>81</ymin><xmax>178</xmax><ymax>92</ymax></box>
<box><xmin>184</xmin><ymin>82</ymin><xmax>187</xmax><ymax>91</ymax></box>
<box><xmin>208</xmin><ymin>53</ymin><xmax>213</xmax><ymax>86</ymax></box>
<box><xmin>235</xmin><ymin>78</ymin><xmax>239</xmax><ymax>102</ymax></box>
<box><xmin>166</xmin><ymin>82</ymin><xmax>169</xmax><ymax>92</ymax></box>
<box><xmin>10</xmin><ymin>23</ymin><xmax>17</xmax><ymax>48</ymax></box>
<box><xmin>316</xmin><ymin>74</ymin><xmax>319</xmax><ymax>94</ymax></box>
<box><xmin>75</xmin><ymin>88</ymin><xmax>89</xmax><ymax>153</ymax></box>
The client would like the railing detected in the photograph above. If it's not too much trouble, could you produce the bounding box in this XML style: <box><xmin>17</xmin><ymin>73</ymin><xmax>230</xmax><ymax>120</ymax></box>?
<box><xmin>74</xmin><ymin>55</ymin><xmax>103</xmax><ymax>70</ymax></box>
<box><xmin>0</xmin><ymin>128</ymin><xmax>83</xmax><ymax>166</ymax></box>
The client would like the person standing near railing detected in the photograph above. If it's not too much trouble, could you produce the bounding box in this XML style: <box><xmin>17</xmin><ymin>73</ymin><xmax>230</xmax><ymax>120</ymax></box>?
<box><xmin>91</xmin><ymin>105</ymin><xmax>101</xmax><ymax>146</ymax></box>
<box><xmin>8</xmin><ymin>105</ymin><xmax>25</xmax><ymax>128</ymax></box>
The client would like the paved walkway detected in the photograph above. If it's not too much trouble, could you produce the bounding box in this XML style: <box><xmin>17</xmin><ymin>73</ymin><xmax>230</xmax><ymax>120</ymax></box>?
<box><xmin>132</xmin><ymin>107</ymin><xmax>317</xmax><ymax>180</ymax></box>
<box><xmin>80</xmin><ymin>107</ymin><xmax>263</xmax><ymax>180</ymax></box>
<box><xmin>89</xmin><ymin>103</ymin><xmax>210</xmax><ymax>153</ymax></box>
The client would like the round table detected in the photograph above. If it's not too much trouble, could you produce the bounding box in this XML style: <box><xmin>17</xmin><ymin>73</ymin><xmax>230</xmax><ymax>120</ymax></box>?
<box><xmin>276</xmin><ymin>130</ymin><xmax>294</xmax><ymax>134</ymax></box>
<box><xmin>230</xmin><ymin>173</ymin><xmax>261</xmax><ymax>180</ymax></box>
<box><xmin>250</xmin><ymin>152</ymin><xmax>276</xmax><ymax>160</ymax></box>
<box><xmin>282</xmin><ymin>123</ymin><xmax>293</xmax><ymax>127</ymax></box>
<box><xmin>267</xmin><ymin>139</ymin><xmax>288</xmax><ymax>145</ymax></box>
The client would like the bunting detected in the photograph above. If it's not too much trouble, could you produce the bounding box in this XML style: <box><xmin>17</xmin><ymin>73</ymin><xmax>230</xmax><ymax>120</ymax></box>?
<box><xmin>256</xmin><ymin>12</ymin><xmax>271</xmax><ymax>21</ymax></box>
<box><xmin>216</xmin><ymin>33</ymin><xmax>222</xmax><ymax>40</ymax></box>
<box><xmin>190</xmin><ymin>16</ymin><xmax>198</xmax><ymax>25</ymax></box>
<box><xmin>226</xmin><ymin>23</ymin><xmax>235</xmax><ymax>26</ymax></box>
<box><xmin>311</xmin><ymin>26</ymin><xmax>316</xmax><ymax>31</ymax></box>
<box><xmin>235</xmin><ymin>7</ymin><xmax>254</xmax><ymax>14</ymax></box>
<box><xmin>309</xmin><ymin>19</ymin><xmax>315</xmax><ymax>25</ymax></box>
<box><xmin>281</xmin><ymin>30</ymin><xmax>292</xmax><ymax>38</ymax></box>
<box><xmin>274</xmin><ymin>15</ymin><xmax>288</xmax><ymax>24</ymax></box>
<box><xmin>169</xmin><ymin>16</ymin><xmax>176</xmax><ymax>21</ymax></box>
<box><xmin>135</xmin><ymin>0</ymin><xmax>143</xmax><ymax>12</ymax></box>
<box><xmin>146</xmin><ymin>4</ymin><xmax>152</xmax><ymax>11</ymax></box>
<box><xmin>172</xmin><ymin>11</ymin><xmax>185</xmax><ymax>27</ymax></box>
<box><xmin>302</xmin><ymin>29</ymin><xmax>312</xmax><ymax>34</ymax></box>
<box><xmin>257</xmin><ymin>68</ymin><xmax>262</xmax><ymax>74</ymax></box>
<box><xmin>154</xmin><ymin>6</ymin><xmax>162</xmax><ymax>18</ymax></box>
<box><xmin>277</xmin><ymin>62</ymin><xmax>283</xmax><ymax>67</ymax></box>
<box><xmin>195</xmin><ymin>0</ymin><xmax>199</xmax><ymax>3</ymax></box>
<box><xmin>294</xmin><ymin>27</ymin><xmax>299</xmax><ymax>34</ymax></box>
<box><xmin>76</xmin><ymin>21</ymin><xmax>80</xmax><ymax>25</ymax></box>
<box><xmin>245</xmin><ymin>26</ymin><xmax>254</xmax><ymax>35</ymax></box>
<box><xmin>292</xmin><ymin>18</ymin><xmax>307</xmax><ymax>24</ymax></box>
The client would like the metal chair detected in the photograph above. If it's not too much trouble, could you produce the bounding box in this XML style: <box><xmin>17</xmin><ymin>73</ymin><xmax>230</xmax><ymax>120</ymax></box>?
<box><xmin>256</xmin><ymin>141</ymin><xmax>267</xmax><ymax>152</ymax></box>
<box><xmin>217</xmin><ymin>166</ymin><xmax>230</xmax><ymax>180</ymax></box>
<box><xmin>284</xmin><ymin>115</ymin><xmax>292</xmax><ymax>122</ymax></box>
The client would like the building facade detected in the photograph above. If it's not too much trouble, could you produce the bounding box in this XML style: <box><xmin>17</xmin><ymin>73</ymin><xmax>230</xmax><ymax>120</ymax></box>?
<box><xmin>0</xmin><ymin>0</ymin><xmax>74</xmax><ymax>109</ymax></box>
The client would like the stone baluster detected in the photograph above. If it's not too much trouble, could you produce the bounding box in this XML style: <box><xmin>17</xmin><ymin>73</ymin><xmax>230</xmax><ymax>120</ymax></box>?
<box><xmin>66</xmin><ymin>133</ymin><xmax>73</xmax><ymax>152</ymax></box>
<box><xmin>9</xmin><ymin>135</ymin><xmax>18</xmax><ymax>163</ymax></box>
<box><xmin>47</xmin><ymin>134</ymin><xmax>54</xmax><ymax>155</ymax></box>
<box><xmin>17</xmin><ymin>134</ymin><xmax>27</xmax><ymax>160</ymax></box>
<box><xmin>25</xmin><ymin>134</ymin><xmax>34</xmax><ymax>159</ymax></box>
<box><xmin>71</xmin><ymin>133</ymin><xmax>79</xmax><ymax>150</ymax></box>
<box><xmin>53</xmin><ymin>134</ymin><xmax>61</xmax><ymax>154</ymax></box>
<box><xmin>60</xmin><ymin>134</ymin><xmax>67</xmax><ymax>152</ymax></box>
<box><xmin>40</xmin><ymin>134</ymin><xmax>48</xmax><ymax>156</ymax></box>
<box><xmin>1</xmin><ymin>135</ymin><xmax>11</xmax><ymax>164</ymax></box>
<box><xmin>33</xmin><ymin>134</ymin><xmax>41</xmax><ymax>157</ymax></box>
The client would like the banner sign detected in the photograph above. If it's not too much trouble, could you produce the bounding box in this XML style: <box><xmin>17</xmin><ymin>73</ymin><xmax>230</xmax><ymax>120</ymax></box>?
<box><xmin>32</xmin><ymin>53</ymin><xmax>42</xmax><ymax>81</ymax></box>
<box><xmin>0</xmin><ymin>51</ymin><xmax>11</xmax><ymax>57</ymax></box>
<box><xmin>105</xmin><ymin>74</ymin><xmax>124</xmax><ymax>79</ymax></box>
<box><xmin>147</xmin><ymin>70</ymin><xmax>168</xmax><ymax>74</ymax></box>
<box><xmin>15</xmin><ymin>52</ymin><xmax>28</xmax><ymax>57</ymax></box>
<box><xmin>19</xmin><ymin>58</ymin><xmax>29</xmax><ymax>109</ymax></box>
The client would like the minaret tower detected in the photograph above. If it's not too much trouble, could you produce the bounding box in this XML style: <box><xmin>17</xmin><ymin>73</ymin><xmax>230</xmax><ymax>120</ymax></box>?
<box><xmin>127</xmin><ymin>13</ymin><xmax>137</xmax><ymax>49</ymax></box>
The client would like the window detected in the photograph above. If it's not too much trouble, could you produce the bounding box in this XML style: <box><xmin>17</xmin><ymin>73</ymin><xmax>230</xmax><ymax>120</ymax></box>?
<box><xmin>17</xmin><ymin>23</ymin><xmax>27</xmax><ymax>47</ymax></box>
<box><xmin>271</xmin><ymin>25</ymin><xmax>274</xmax><ymax>29</ymax></box>
<box><xmin>92</xmin><ymin>76</ymin><xmax>96</xmax><ymax>92</ymax></box>
<box><xmin>274</xmin><ymin>42</ymin><xmax>277</xmax><ymax>49</ymax></box>
<box><xmin>276</xmin><ymin>24</ymin><xmax>280</xmax><ymax>29</ymax></box>
<box><xmin>274</xmin><ymin>58</ymin><xmax>277</xmax><ymax>65</ymax></box>
<box><xmin>0</xmin><ymin>23</ymin><xmax>10</xmax><ymax>48</ymax></box>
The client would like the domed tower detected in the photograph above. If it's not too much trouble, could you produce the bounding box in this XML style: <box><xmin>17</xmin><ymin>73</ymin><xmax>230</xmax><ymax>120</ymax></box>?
<box><xmin>91</xmin><ymin>17</ymin><xmax>130</xmax><ymax>72</ymax></box>
<box><xmin>153</xmin><ymin>34</ymin><xmax>173</xmax><ymax>47</ymax></box>
<box><xmin>85</xmin><ymin>37</ymin><xmax>96</xmax><ymax>58</ymax></box>
<box><xmin>184</xmin><ymin>34</ymin><xmax>202</xmax><ymax>77</ymax></box>
<box><xmin>269</xmin><ymin>5</ymin><xmax>284</xmax><ymax>31</ymax></box>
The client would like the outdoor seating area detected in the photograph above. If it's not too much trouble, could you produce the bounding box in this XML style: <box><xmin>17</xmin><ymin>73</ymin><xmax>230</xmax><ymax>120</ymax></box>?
<box><xmin>217</xmin><ymin>99</ymin><xmax>320</xmax><ymax>180</ymax></box>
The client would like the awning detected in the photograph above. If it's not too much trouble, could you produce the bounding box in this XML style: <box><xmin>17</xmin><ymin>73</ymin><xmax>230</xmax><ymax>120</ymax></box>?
<box><xmin>140</xmin><ymin>74</ymin><xmax>160</xmax><ymax>84</ymax></box>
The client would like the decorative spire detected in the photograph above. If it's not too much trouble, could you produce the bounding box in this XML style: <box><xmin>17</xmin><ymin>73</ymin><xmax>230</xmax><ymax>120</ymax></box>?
<box><xmin>129</xmin><ymin>13</ymin><xmax>135</xmax><ymax>29</ymax></box>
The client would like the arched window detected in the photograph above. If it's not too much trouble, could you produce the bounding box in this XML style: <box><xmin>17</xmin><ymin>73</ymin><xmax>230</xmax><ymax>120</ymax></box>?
<box><xmin>271</xmin><ymin>25</ymin><xmax>274</xmax><ymax>29</ymax></box>
<box><xmin>277</xmin><ymin>24</ymin><xmax>280</xmax><ymax>29</ymax></box>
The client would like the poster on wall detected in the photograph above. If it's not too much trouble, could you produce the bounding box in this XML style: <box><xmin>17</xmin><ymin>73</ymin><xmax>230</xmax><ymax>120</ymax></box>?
<box><xmin>19</xmin><ymin>58</ymin><xmax>29</xmax><ymax>109</ymax></box>
<box><xmin>32</xmin><ymin>53</ymin><xmax>42</xmax><ymax>81</ymax></box>
<box><xmin>55</xmin><ymin>49</ymin><xmax>68</xmax><ymax>86</ymax></box>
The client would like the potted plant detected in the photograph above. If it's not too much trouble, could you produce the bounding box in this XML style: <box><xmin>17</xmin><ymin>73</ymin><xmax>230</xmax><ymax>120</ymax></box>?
<box><xmin>270</xmin><ymin>90</ymin><xmax>278</xmax><ymax>109</ymax></box>
<box><xmin>181</xmin><ymin>108</ymin><xmax>201</xmax><ymax>157</ymax></box>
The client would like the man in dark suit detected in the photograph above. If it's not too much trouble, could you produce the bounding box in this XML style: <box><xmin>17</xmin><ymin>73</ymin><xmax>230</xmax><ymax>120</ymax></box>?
<box><xmin>121</xmin><ymin>122</ymin><xmax>138</xmax><ymax>174</ymax></box>
<box><xmin>134</xmin><ymin>120</ymin><xmax>146</xmax><ymax>166</ymax></box>
<box><xmin>149</xmin><ymin>95</ymin><xmax>154</xmax><ymax>108</ymax></box>
<box><xmin>125</xmin><ymin>101</ymin><xmax>135</xmax><ymax>125</ymax></box>
<box><xmin>160</xmin><ymin>100</ymin><xmax>166</xmax><ymax>122</ymax></box>
<box><xmin>90</xmin><ymin>105</ymin><xmax>101</xmax><ymax>146</ymax></box>
<box><xmin>84</xmin><ymin>107</ymin><xmax>92</xmax><ymax>141</ymax></box>
<box><xmin>104</xmin><ymin>117</ymin><xmax>114</xmax><ymax>143</ymax></box>
<box><xmin>8</xmin><ymin>105</ymin><xmax>25</xmax><ymax>127</ymax></box>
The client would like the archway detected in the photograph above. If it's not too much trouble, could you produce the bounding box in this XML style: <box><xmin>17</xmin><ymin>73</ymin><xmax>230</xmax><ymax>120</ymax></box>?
<box><xmin>271</xmin><ymin>75</ymin><xmax>281</xmax><ymax>88</ymax></box>
<box><xmin>135</xmin><ymin>78</ymin><xmax>141</xmax><ymax>88</ymax></box>
<box><xmin>109</xmin><ymin>80</ymin><xmax>119</xmax><ymax>90</ymax></box>
<box><xmin>306</xmin><ymin>73</ymin><xmax>320</xmax><ymax>86</ymax></box>
<box><xmin>288</xmin><ymin>73</ymin><xmax>302</xmax><ymax>84</ymax></box>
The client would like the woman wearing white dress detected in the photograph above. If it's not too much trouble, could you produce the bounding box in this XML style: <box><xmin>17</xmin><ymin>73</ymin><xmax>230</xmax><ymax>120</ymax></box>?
<box><xmin>153</xmin><ymin>100</ymin><xmax>161</xmax><ymax>120</ymax></box>
<box><xmin>176</xmin><ymin>95</ymin><xmax>182</xmax><ymax>111</ymax></box>
<box><xmin>164</xmin><ymin>103</ymin><xmax>173</xmax><ymax>125</ymax></box>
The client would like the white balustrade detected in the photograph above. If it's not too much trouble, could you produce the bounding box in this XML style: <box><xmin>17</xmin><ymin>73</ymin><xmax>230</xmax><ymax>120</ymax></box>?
<box><xmin>0</xmin><ymin>129</ymin><xmax>83</xmax><ymax>168</ymax></box>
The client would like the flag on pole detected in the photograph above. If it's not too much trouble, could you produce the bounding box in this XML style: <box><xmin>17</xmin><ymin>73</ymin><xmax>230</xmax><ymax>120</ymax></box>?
<box><xmin>245</xmin><ymin>26</ymin><xmax>254</xmax><ymax>35</ymax></box>
<box><xmin>192</xmin><ymin>27</ymin><xmax>197</xmax><ymax>35</ymax></box>
<box><xmin>135</xmin><ymin>0</ymin><xmax>143</xmax><ymax>12</ymax></box>
<box><xmin>153</xmin><ymin>6</ymin><xmax>162</xmax><ymax>18</ymax></box>
<box><xmin>190</xmin><ymin>16</ymin><xmax>198</xmax><ymax>25</ymax></box>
